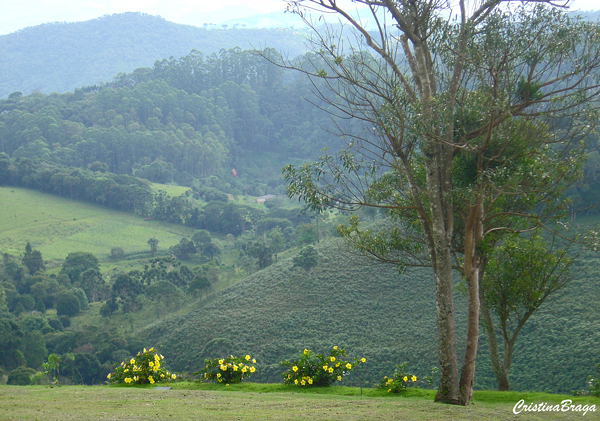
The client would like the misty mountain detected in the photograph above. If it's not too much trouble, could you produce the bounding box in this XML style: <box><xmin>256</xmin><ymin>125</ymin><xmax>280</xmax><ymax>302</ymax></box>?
<box><xmin>0</xmin><ymin>12</ymin><xmax>309</xmax><ymax>99</ymax></box>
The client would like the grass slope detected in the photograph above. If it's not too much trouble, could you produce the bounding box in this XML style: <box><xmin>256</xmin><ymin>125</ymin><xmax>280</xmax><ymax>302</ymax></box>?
<box><xmin>145</xmin><ymin>238</ymin><xmax>600</xmax><ymax>394</ymax></box>
<box><xmin>0</xmin><ymin>186</ymin><xmax>192</xmax><ymax>261</ymax></box>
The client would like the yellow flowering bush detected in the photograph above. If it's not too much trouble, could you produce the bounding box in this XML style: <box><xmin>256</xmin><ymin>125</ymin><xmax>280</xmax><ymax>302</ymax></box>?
<box><xmin>280</xmin><ymin>346</ymin><xmax>365</xmax><ymax>387</ymax></box>
<box><xmin>106</xmin><ymin>347</ymin><xmax>176</xmax><ymax>385</ymax></box>
<box><xmin>202</xmin><ymin>355</ymin><xmax>256</xmax><ymax>384</ymax></box>
<box><xmin>377</xmin><ymin>362</ymin><xmax>418</xmax><ymax>393</ymax></box>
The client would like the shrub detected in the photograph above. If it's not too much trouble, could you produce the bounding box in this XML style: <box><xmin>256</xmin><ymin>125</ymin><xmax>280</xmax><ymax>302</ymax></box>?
<box><xmin>280</xmin><ymin>346</ymin><xmax>365</xmax><ymax>387</ymax></box>
<box><xmin>587</xmin><ymin>363</ymin><xmax>600</xmax><ymax>397</ymax></box>
<box><xmin>107</xmin><ymin>347</ymin><xmax>176</xmax><ymax>385</ymax></box>
<box><xmin>202</xmin><ymin>354</ymin><xmax>256</xmax><ymax>384</ymax></box>
<box><xmin>376</xmin><ymin>362</ymin><xmax>418</xmax><ymax>393</ymax></box>
<box><xmin>7</xmin><ymin>367</ymin><xmax>37</xmax><ymax>385</ymax></box>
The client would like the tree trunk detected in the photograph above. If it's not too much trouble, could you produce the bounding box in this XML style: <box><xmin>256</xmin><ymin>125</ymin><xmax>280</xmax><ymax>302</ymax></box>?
<box><xmin>459</xmin><ymin>204</ymin><xmax>482</xmax><ymax>405</ymax></box>
<box><xmin>426</xmin><ymin>155</ymin><xmax>460</xmax><ymax>405</ymax></box>
<box><xmin>480</xmin><ymin>300</ymin><xmax>510</xmax><ymax>391</ymax></box>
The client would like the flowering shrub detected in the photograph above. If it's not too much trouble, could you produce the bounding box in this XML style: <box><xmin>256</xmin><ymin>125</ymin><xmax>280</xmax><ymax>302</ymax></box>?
<box><xmin>377</xmin><ymin>362</ymin><xmax>418</xmax><ymax>393</ymax></box>
<box><xmin>107</xmin><ymin>347</ymin><xmax>176</xmax><ymax>385</ymax></box>
<box><xmin>280</xmin><ymin>346</ymin><xmax>366</xmax><ymax>387</ymax></box>
<box><xmin>202</xmin><ymin>354</ymin><xmax>256</xmax><ymax>384</ymax></box>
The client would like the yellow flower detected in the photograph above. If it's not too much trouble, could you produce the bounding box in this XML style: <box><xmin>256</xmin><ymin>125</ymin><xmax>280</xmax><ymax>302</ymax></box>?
<box><xmin>300</xmin><ymin>380</ymin><xmax>306</xmax><ymax>385</ymax></box>
<box><xmin>220</xmin><ymin>365</ymin><xmax>228</xmax><ymax>371</ymax></box>
<box><xmin>388</xmin><ymin>389</ymin><xmax>392</xmax><ymax>393</ymax></box>
<box><xmin>337</xmin><ymin>375</ymin><xmax>342</xmax><ymax>381</ymax></box>
<box><xmin>252</xmin><ymin>359</ymin><xmax>256</xmax><ymax>363</ymax></box>
<box><xmin>335</xmin><ymin>363</ymin><xmax>340</xmax><ymax>367</ymax></box>
<box><xmin>218</xmin><ymin>359</ymin><xmax>224</xmax><ymax>365</ymax></box>
<box><xmin>411</xmin><ymin>375</ymin><xmax>417</xmax><ymax>382</ymax></box>
<box><xmin>149</xmin><ymin>361</ymin><xmax>154</xmax><ymax>368</ymax></box>
<box><xmin>403</xmin><ymin>376</ymin><xmax>408</xmax><ymax>382</ymax></box>
<box><xmin>149</xmin><ymin>347</ymin><xmax>154</xmax><ymax>352</ymax></box>
<box><xmin>249</xmin><ymin>367</ymin><xmax>256</xmax><ymax>373</ymax></box>
<box><xmin>216</xmin><ymin>373</ymin><xmax>222</xmax><ymax>378</ymax></box>
<box><xmin>107</xmin><ymin>373</ymin><xmax>111</xmax><ymax>379</ymax></box>
<box><xmin>308</xmin><ymin>378</ymin><xmax>313</xmax><ymax>385</ymax></box>
<box><xmin>241</xmin><ymin>367</ymin><xmax>247</xmax><ymax>373</ymax></box>
<box><xmin>124</xmin><ymin>377</ymin><xmax>132</xmax><ymax>383</ymax></box>
<box><xmin>149</xmin><ymin>376</ymin><xmax>155</xmax><ymax>384</ymax></box>
<box><xmin>333</xmin><ymin>346</ymin><xmax>338</xmax><ymax>350</ymax></box>
<box><xmin>143</xmin><ymin>348</ymin><xmax>147</xmax><ymax>353</ymax></box>
<box><xmin>294</xmin><ymin>379</ymin><xmax>298</xmax><ymax>385</ymax></box>
<box><xmin>292</xmin><ymin>366</ymin><xmax>298</xmax><ymax>372</ymax></box>
<box><xmin>361</xmin><ymin>358</ymin><xmax>366</xmax><ymax>363</ymax></box>
<box><xmin>303</xmin><ymin>349</ymin><xmax>309</xmax><ymax>355</ymax></box>
<box><xmin>226</xmin><ymin>383</ymin><xmax>229</xmax><ymax>387</ymax></box>
<box><xmin>124</xmin><ymin>368</ymin><xmax>129</xmax><ymax>373</ymax></box>
<box><xmin>171</xmin><ymin>374</ymin><xmax>176</xmax><ymax>380</ymax></box>
<box><xmin>322</xmin><ymin>365</ymin><xmax>328</xmax><ymax>371</ymax></box>
<box><xmin>130</xmin><ymin>358</ymin><xmax>135</xmax><ymax>364</ymax></box>
<box><xmin>233</xmin><ymin>365</ymin><xmax>238</xmax><ymax>371</ymax></box>
<box><xmin>134</xmin><ymin>376</ymin><xmax>139</xmax><ymax>381</ymax></box>
<box><xmin>245</xmin><ymin>355</ymin><xmax>251</xmax><ymax>361</ymax></box>
<box><xmin>330</xmin><ymin>357</ymin><xmax>335</xmax><ymax>362</ymax></box>
<box><xmin>328</xmin><ymin>367</ymin><xmax>334</xmax><ymax>373</ymax></box>
<box><xmin>161</xmin><ymin>374</ymin><xmax>165</xmax><ymax>378</ymax></box>
<box><xmin>346</xmin><ymin>363</ymin><xmax>352</xmax><ymax>370</ymax></box>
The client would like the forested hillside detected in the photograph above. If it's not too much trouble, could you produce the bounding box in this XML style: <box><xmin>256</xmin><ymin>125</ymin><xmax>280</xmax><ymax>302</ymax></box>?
<box><xmin>0</xmin><ymin>12</ymin><xmax>308</xmax><ymax>99</ymax></box>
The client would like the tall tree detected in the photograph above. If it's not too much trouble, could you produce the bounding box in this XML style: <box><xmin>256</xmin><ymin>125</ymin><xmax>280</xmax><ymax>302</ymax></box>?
<box><xmin>281</xmin><ymin>1</ymin><xmax>600</xmax><ymax>405</ymax></box>
<box><xmin>22</xmin><ymin>242</ymin><xmax>45</xmax><ymax>275</ymax></box>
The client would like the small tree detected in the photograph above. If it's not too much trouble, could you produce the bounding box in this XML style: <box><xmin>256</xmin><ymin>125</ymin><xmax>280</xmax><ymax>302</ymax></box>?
<box><xmin>55</xmin><ymin>291</ymin><xmax>80</xmax><ymax>317</ymax></box>
<box><xmin>481</xmin><ymin>232</ymin><xmax>574</xmax><ymax>391</ymax></box>
<box><xmin>292</xmin><ymin>246</ymin><xmax>319</xmax><ymax>275</ymax></box>
<box><xmin>110</xmin><ymin>247</ymin><xmax>125</xmax><ymax>261</ymax></box>
<box><xmin>147</xmin><ymin>237</ymin><xmax>159</xmax><ymax>256</ymax></box>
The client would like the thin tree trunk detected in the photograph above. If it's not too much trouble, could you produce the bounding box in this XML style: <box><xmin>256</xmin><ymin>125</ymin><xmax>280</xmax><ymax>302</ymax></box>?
<box><xmin>459</xmin><ymin>204</ymin><xmax>482</xmax><ymax>405</ymax></box>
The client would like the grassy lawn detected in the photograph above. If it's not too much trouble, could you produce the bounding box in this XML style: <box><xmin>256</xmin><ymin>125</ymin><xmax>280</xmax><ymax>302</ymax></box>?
<box><xmin>0</xmin><ymin>384</ymin><xmax>597</xmax><ymax>421</ymax></box>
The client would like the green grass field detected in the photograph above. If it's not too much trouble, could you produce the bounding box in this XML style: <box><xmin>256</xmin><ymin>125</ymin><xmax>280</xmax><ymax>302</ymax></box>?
<box><xmin>0</xmin><ymin>186</ymin><xmax>194</xmax><ymax>261</ymax></box>
<box><xmin>0</xmin><ymin>384</ymin><xmax>596</xmax><ymax>421</ymax></box>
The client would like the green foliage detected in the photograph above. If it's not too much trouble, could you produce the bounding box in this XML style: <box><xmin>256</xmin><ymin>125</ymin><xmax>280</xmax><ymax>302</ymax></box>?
<box><xmin>56</xmin><ymin>291</ymin><xmax>81</xmax><ymax>317</ymax></box>
<box><xmin>110</xmin><ymin>247</ymin><xmax>125</xmax><ymax>261</ymax></box>
<box><xmin>7</xmin><ymin>366</ymin><xmax>37</xmax><ymax>385</ymax></box>
<box><xmin>292</xmin><ymin>245</ymin><xmax>318</xmax><ymax>273</ymax></box>
<box><xmin>280</xmin><ymin>346</ymin><xmax>365</xmax><ymax>387</ymax></box>
<box><xmin>61</xmin><ymin>252</ymin><xmax>100</xmax><ymax>284</ymax></box>
<box><xmin>107</xmin><ymin>347</ymin><xmax>176</xmax><ymax>385</ymax></box>
<box><xmin>22</xmin><ymin>242</ymin><xmax>44</xmax><ymax>275</ymax></box>
<box><xmin>376</xmin><ymin>362</ymin><xmax>418</xmax><ymax>393</ymax></box>
<box><xmin>42</xmin><ymin>353</ymin><xmax>72</xmax><ymax>386</ymax></box>
<box><xmin>201</xmin><ymin>354</ymin><xmax>257</xmax><ymax>384</ymax></box>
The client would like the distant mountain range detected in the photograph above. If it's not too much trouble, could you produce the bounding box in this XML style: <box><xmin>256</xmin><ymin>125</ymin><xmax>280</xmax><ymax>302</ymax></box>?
<box><xmin>0</xmin><ymin>12</ymin><xmax>309</xmax><ymax>99</ymax></box>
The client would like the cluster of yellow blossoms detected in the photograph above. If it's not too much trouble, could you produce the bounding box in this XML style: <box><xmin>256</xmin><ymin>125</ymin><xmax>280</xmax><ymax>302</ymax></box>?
<box><xmin>202</xmin><ymin>354</ymin><xmax>257</xmax><ymax>384</ymax></box>
<box><xmin>107</xmin><ymin>347</ymin><xmax>176</xmax><ymax>385</ymax></box>
<box><xmin>282</xmin><ymin>346</ymin><xmax>366</xmax><ymax>387</ymax></box>
<box><xmin>379</xmin><ymin>362</ymin><xmax>419</xmax><ymax>393</ymax></box>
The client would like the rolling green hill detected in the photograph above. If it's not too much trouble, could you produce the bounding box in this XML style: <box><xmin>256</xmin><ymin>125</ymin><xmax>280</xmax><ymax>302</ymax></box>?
<box><xmin>0</xmin><ymin>186</ymin><xmax>193</xmax><ymax>261</ymax></box>
<box><xmin>144</xmin><ymin>237</ymin><xmax>600</xmax><ymax>394</ymax></box>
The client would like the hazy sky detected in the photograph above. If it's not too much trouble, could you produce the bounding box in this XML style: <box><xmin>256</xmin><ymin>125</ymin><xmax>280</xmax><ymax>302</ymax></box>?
<box><xmin>1</xmin><ymin>0</ymin><xmax>598</xmax><ymax>36</ymax></box>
